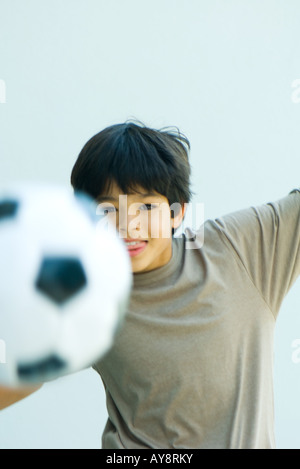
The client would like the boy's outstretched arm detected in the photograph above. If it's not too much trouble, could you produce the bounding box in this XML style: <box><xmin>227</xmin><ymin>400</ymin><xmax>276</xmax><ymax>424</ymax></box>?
<box><xmin>0</xmin><ymin>385</ymin><xmax>42</xmax><ymax>411</ymax></box>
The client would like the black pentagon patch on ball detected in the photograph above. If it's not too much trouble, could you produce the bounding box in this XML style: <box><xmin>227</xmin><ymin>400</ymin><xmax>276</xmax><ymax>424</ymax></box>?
<box><xmin>0</xmin><ymin>200</ymin><xmax>19</xmax><ymax>221</ymax></box>
<box><xmin>17</xmin><ymin>355</ymin><xmax>66</xmax><ymax>381</ymax></box>
<box><xmin>35</xmin><ymin>257</ymin><xmax>87</xmax><ymax>305</ymax></box>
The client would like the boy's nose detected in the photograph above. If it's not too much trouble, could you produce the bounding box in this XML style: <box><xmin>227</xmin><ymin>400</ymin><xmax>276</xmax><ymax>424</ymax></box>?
<box><xmin>119</xmin><ymin>213</ymin><xmax>142</xmax><ymax>239</ymax></box>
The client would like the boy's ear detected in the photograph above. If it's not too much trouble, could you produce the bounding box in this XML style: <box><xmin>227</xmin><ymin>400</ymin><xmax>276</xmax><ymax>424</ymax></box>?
<box><xmin>171</xmin><ymin>203</ymin><xmax>187</xmax><ymax>230</ymax></box>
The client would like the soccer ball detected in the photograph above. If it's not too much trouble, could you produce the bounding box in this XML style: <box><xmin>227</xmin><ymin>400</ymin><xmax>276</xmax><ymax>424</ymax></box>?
<box><xmin>0</xmin><ymin>183</ymin><xmax>132</xmax><ymax>387</ymax></box>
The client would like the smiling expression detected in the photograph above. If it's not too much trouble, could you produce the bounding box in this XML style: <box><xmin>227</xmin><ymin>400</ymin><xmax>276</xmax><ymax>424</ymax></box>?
<box><xmin>97</xmin><ymin>180</ymin><xmax>185</xmax><ymax>273</ymax></box>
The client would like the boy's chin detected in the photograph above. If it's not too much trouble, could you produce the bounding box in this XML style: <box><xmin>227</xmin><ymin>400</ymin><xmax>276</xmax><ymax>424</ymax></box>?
<box><xmin>131</xmin><ymin>261</ymin><xmax>148</xmax><ymax>274</ymax></box>
<box><xmin>130</xmin><ymin>255</ymin><xmax>152</xmax><ymax>274</ymax></box>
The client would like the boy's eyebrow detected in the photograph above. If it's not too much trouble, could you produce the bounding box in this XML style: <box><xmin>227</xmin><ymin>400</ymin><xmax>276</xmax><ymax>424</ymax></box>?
<box><xmin>97</xmin><ymin>192</ymin><xmax>160</xmax><ymax>202</ymax></box>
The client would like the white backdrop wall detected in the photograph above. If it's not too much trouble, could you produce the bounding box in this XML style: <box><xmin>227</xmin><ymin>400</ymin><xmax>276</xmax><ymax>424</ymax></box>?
<box><xmin>0</xmin><ymin>0</ymin><xmax>300</xmax><ymax>448</ymax></box>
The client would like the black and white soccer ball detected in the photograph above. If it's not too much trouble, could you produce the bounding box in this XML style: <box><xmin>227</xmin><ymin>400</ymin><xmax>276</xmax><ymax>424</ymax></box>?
<box><xmin>0</xmin><ymin>183</ymin><xmax>132</xmax><ymax>387</ymax></box>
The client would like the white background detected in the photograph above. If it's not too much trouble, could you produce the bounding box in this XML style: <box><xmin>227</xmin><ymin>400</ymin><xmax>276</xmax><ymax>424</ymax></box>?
<box><xmin>0</xmin><ymin>0</ymin><xmax>300</xmax><ymax>448</ymax></box>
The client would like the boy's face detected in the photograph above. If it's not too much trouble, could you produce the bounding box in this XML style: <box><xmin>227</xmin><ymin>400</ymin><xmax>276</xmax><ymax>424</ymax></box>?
<box><xmin>97</xmin><ymin>180</ymin><xmax>184</xmax><ymax>273</ymax></box>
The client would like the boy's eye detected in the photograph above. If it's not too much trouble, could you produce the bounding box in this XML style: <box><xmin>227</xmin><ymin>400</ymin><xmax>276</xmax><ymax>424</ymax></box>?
<box><xmin>139</xmin><ymin>204</ymin><xmax>157</xmax><ymax>211</ymax></box>
<box><xmin>98</xmin><ymin>206</ymin><xmax>117</xmax><ymax>216</ymax></box>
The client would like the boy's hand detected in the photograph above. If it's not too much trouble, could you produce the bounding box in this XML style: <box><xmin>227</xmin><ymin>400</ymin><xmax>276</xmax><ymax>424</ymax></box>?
<box><xmin>0</xmin><ymin>384</ymin><xmax>42</xmax><ymax>410</ymax></box>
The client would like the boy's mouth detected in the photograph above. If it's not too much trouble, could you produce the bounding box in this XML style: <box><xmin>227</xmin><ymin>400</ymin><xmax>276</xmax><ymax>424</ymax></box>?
<box><xmin>124</xmin><ymin>239</ymin><xmax>148</xmax><ymax>257</ymax></box>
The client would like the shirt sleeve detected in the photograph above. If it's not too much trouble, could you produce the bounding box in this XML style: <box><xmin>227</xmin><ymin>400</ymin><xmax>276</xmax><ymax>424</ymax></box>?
<box><xmin>214</xmin><ymin>189</ymin><xmax>300</xmax><ymax>318</ymax></box>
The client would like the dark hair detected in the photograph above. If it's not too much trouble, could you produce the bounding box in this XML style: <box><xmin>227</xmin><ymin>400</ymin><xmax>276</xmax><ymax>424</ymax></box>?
<box><xmin>70</xmin><ymin>120</ymin><xmax>193</xmax><ymax>212</ymax></box>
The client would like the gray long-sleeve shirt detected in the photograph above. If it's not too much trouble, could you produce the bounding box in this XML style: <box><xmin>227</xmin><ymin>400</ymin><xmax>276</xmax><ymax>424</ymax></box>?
<box><xmin>94</xmin><ymin>189</ymin><xmax>300</xmax><ymax>449</ymax></box>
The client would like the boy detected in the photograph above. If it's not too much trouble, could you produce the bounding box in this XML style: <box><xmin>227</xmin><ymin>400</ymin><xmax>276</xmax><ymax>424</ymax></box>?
<box><xmin>1</xmin><ymin>121</ymin><xmax>300</xmax><ymax>449</ymax></box>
